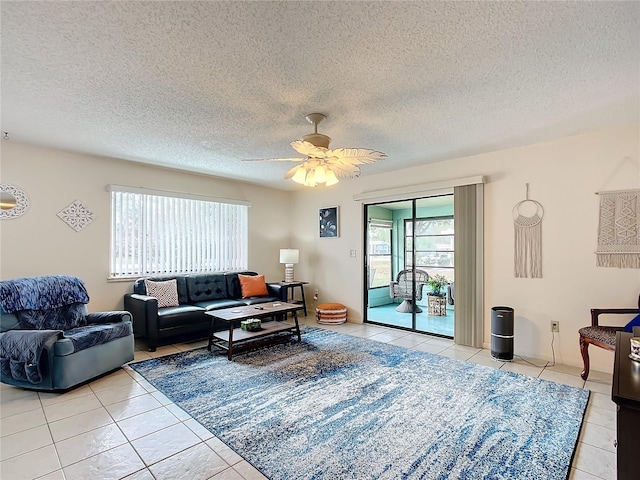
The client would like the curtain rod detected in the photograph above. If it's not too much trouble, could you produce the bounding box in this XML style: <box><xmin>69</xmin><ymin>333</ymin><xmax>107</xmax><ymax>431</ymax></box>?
<box><xmin>595</xmin><ymin>188</ymin><xmax>640</xmax><ymax>195</ymax></box>
<box><xmin>106</xmin><ymin>184</ymin><xmax>251</xmax><ymax>206</ymax></box>
<box><xmin>353</xmin><ymin>175</ymin><xmax>485</xmax><ymax>203</ymax></box>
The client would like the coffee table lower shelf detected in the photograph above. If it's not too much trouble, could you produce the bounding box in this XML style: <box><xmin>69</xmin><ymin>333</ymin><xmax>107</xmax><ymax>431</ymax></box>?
<box><xmin>210</xmin><ymin>321</ymin><xmax>298</xmax><ymax>359</ymax></box>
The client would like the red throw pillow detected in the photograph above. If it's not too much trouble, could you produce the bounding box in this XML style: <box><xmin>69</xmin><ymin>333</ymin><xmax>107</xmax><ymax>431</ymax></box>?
<box><xmin>238</xmin><ymin>274</ymin><xmax>268</xmax><ymax>298</ymax></box>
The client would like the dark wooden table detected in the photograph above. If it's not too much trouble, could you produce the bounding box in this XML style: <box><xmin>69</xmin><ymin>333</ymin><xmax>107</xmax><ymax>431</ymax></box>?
<box><xmin>612</xmin><ymin>331</ymin><xmax>640</xmax><ymax>480</ymax></box>
<box><xmin>278</xmin><ymin>281</ymin><xmax>309</xmax><ymax>316</ymax></box>
<box><xmin>206</xmin><ymin>302</ymin><xmax>302</xmax><ymax>360</ymax></box>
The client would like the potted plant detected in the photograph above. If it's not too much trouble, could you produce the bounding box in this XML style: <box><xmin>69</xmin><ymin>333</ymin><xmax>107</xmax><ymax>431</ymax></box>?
<box><xmin>427</xmin><ymin>274</ymin><xmax>449</xmax><ymax>296</ymax></box>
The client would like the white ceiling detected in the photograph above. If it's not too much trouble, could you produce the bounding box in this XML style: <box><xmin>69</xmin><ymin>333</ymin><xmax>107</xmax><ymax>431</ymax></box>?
<box><xmin>1</xmin><ymin>1</ymin><xmax>638</xmax><ymax>191</ymax></box>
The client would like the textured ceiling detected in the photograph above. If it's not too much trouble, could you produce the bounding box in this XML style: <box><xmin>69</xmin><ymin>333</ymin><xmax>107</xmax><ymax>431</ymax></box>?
<box><xmin>1</xmin><ymin>1</ymin><xmax>638</xmax><ymax>190</ymax></box>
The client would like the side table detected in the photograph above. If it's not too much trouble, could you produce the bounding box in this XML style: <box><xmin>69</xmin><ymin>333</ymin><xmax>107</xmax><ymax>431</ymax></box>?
<box><xmin>279</xmin><ymin>281</ymin><xmax>309</xmax><ymax>316</ymax></box>
<box><xmin>427</xmin><ymin>294</ymin><xmax>447</xmax><ymax>316</ymax></box>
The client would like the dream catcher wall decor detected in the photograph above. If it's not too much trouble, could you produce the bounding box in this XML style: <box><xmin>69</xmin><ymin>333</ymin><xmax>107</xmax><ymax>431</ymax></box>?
<box><xmin>513</xmin><ymin>184</ymin><xmax>544</xmax><ymax>278</ymax></box>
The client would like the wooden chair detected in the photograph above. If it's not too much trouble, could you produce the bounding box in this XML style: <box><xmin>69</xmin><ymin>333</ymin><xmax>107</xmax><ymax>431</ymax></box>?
<box><xmin>579</xmin><ymin>294</ymin><xmax>640</xmax><ymax>380</ymax></box>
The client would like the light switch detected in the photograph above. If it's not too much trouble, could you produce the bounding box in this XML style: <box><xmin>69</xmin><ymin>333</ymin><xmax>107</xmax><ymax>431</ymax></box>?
<box><xmin>350</xmin><ymin>250</ymin><xmax>357</xmax><ymax>257</ymax></box>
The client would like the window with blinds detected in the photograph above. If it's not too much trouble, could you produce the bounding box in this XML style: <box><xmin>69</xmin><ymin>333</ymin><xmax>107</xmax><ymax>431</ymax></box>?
<box><xmin>109</xmin><ymin>187</ymin><xmax>248</xmax><ymax>278</ymax></box>
<box><xmin>367</xmin><ymin>219</ymin><xmax>393</xmax><ymax>288</ymax></box>
<box><xmin>404</xmin><ymin>216</ymin><xmax>454</xmax><ymax>282</ymax></box>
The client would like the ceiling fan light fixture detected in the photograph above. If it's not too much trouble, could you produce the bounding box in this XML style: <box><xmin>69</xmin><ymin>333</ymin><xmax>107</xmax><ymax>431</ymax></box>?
<box><xmin>291</xmin><ymin>160</ymin><xmax>340</xmax><ymax>187</ymax></box>
<box><xmin>245</xmin><ymin>112</ymin><xmax>384</xmax><ymax>188</ymax></box>
<box><xmin>305</xmin><ymin>168</ymin><xmax>316</xmax><ymax>187</ymax></box>
<box><xmin>324</xmin><ymin>169</ymin><xmax>339</xmax><ymax>186</ymax></box>
<box><xmin>314</xmin><ymin>164</ymin><xmax>327</xmax><ymax>183</ymax></box>
<box><xmin>291</xmin><ymin>166</ymin><xmax>308</xmax><ymax>184</ymax></box>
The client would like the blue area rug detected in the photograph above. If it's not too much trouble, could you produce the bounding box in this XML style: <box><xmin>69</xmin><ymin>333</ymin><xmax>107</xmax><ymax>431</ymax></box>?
<box><xmin>130</xmin><ymin>327</ymin><xmax>589</xmax><ymax>480</ymax></box>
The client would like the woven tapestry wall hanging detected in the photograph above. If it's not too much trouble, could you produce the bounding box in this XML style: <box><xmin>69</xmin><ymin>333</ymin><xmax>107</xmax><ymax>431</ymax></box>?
<box><xmin>513</xmin><ymin>185</ymin><xmax>544</xmax><ymax>278</ymax></box>
<box><xmin>596</xmin><ymin>189</ymin><xmax>640</xmax><ymax>268</ymax></box>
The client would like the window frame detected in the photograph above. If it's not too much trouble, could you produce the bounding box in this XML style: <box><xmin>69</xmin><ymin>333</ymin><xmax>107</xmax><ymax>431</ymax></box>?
<box><xmin>404</xmin><ymin>215</ymin><xmax>454</xmax><ymax>281</ymax></box>
<box><xmin>108</xmin><ymin>185</ymin><xmax>249</xmax><ymax>279</ymax></box>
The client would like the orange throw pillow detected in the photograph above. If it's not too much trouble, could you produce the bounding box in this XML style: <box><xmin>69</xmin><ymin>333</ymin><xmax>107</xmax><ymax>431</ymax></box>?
<box><xmin>238</xmin><ymin>274</ymin><xmax>269</xmax><ymax>298</ymax></box>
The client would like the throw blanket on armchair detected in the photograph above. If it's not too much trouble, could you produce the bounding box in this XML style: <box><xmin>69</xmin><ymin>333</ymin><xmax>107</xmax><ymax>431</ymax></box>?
<box><xmin>0</xmin><ymin>330</ymin><xmax>62</xmax><ymax>383</ymax></box>
<box><xmin>0</xmin><ymin>275</ymin><xmax>89</xmax><ymax>313</ymax></box>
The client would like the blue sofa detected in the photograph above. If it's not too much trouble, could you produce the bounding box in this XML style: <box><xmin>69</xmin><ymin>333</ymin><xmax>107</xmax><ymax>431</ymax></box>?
<box><xmin>0</xmin><ymin>275</ymin><xmax>134</xmax><ymax>391</ymax></box>
<box><xmin>124</xmin><ymin>271</ymin><xmax>285</xmax><ymax>351</ymax></box>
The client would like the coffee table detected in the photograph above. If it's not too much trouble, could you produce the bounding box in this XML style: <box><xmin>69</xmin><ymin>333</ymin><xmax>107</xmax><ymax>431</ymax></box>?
<box><xmin>206</xmin><ymin>302</ymin><xmax>302</xmax><ymax>360</ymax></box>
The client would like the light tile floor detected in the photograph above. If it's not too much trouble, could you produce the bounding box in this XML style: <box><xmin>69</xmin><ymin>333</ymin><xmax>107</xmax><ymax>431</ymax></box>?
<box><xmin>0</xmin><ymin>317</ymin><xmax>616</xmax><ymax>480</ymax></box>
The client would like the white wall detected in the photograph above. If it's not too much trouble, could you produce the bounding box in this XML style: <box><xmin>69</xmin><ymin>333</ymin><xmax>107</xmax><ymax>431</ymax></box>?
<box><xmin>0</xmin><ymin>142</ymin><xmax>291</xmax><ymax>311</ymax></box>
<box><xmin>2</xmin><ymin>125</ymin><xmax>638</xmax><ymax>373</ymax></box>
<box><xmin>290</xmin><ymin>124</ymin><xmax>640</xmax><ymax>372</ymax></box>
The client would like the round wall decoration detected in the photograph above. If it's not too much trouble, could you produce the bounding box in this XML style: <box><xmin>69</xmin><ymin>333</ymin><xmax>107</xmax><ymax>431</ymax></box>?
<box><xmin>0</xmin><ymin>183</ymin><xmax>30</xmax><ymax>220</ymax></box>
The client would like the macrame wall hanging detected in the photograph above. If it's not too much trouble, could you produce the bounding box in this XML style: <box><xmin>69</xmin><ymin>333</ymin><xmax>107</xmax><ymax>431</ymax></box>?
<box><xmin>513</xmin><ymin>184</ymin><xmax>544</xmax><ymax>278</ymax></box>
<box><xmin>596</xmin><ymin>188</ymin><xmax>640</xmax><ymax>268</ymax></box>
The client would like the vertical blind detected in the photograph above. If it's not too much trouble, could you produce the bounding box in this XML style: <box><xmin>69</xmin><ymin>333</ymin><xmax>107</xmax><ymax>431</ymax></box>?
<box><xmin>453</xmin><ymin>183</ymin><xmax>484</xmax><ymax>348</ymax></box>
<box><xmin>109</xmin><ymin>188</ymin><xmax>248</xmax><ymax>278</ymax></box>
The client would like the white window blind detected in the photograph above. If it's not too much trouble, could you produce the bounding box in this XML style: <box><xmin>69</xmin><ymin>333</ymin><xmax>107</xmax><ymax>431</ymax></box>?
<box><xmin>368</xmin><ymin>219</ymin><xmax>393</xmax><ymax>228</ymax></box>
<box><xmin>109</xmin><ymin>187</ymin><xmax>248</xmax><ymax>278</ymax></box>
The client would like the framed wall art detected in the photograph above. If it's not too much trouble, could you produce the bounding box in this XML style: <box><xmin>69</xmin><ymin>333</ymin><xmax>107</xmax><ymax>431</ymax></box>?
<box><xmin>319</xmin><ymin>206</ymin><xmax>339</xmax><ymax>238</ymax></box>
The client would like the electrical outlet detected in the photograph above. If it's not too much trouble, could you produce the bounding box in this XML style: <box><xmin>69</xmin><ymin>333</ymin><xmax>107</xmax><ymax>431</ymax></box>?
<box><xmin>550</xmin><ymin>321</ymin><xmax>560</xmax><ymax>333</ymax></box>
<box><xmin>314</xmin><ymin>289</ymin><xmax>319</xmax><ymax>295</ymax></box>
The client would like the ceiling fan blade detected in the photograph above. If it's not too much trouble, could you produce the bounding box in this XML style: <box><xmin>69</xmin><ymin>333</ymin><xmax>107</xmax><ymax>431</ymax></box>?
<box><xmin>242</xmin><ymin>157</ymin><xmax>305</xmax><ymax>162</ymax></box>
<box><xmin>326</xmin><ymin>148</ymin><xmax>387</xmax><ymax>165</ymax></box>
<box><xmin>291</xmin><ymin>140</ymin><xmax>327</xmax><ymax>158</ymax></box>
<box><xmin>325</xmin><ymin>160</ymin><xmax>362</xmax><ymax>177</ymax></box>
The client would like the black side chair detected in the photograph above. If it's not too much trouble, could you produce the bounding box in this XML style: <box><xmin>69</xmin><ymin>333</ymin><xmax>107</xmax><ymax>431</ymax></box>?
<box><xmin>578</xmin><ymin>294</ymin><xmax>640</xmax><ymax>381</ymax></box>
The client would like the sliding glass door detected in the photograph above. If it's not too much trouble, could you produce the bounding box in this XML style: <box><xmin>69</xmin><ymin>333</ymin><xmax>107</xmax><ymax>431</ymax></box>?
<box><xmin>364</xmin><ymin>195</ymin><xmax>455</xmax><ymax>338</ymax></box>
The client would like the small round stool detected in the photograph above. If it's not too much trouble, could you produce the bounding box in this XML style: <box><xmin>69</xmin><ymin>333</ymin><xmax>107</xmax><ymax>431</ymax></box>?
<box><xmin>316</xmin><ymin>303</ymin><xmax>347</xmax><ymax>324</ymax></box>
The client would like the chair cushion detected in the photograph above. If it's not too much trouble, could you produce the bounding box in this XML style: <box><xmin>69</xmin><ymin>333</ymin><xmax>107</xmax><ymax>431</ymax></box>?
<box><xmin>186</xmin><ymin>274</ymin><xmax>228</xmax><ymax>303</ymax></box>
<box><xmin>0</xmin><ymin>311</ymin><xmax>21</xmax><ymax>332</ymax></box>
<box><xmin>241</xmin><ymin>296</ymin><xmax>279</xmax><ymax>306</ymax></box>
<box><xmin>157</xmin><ymin>305</ymin><xmax>206</xmax><ymax>329</ymax></box>
<box><xmin>158</xmin><ymin>305</ymin><xmax>205</xmax><ymax>316</ymax></box>
<box><xmin>193</xmin><ymin>300</ymin><xmax>245</xmax><ymax>311</ymax></box>
<box><xmin>60</xmin><ymin>321</ymin><xmax>132</xmax><ymax>354</ymax></box>
<box><xmin>17</xmin><ymin>303</ymin><xmax>87</xmax><ymax>330</ymax></box>
<box><xmin>578</xmin><ymin>326</ymin><xmax>621</xmax><ymax>346</ymax></box>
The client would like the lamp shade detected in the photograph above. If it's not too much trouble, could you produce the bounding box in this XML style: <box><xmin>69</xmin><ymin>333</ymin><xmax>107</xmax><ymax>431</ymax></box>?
<box><xmin>324</xmin><ymin>169</ymin><xmax>339</xmax><ymax>186</ymax></box>
<box><xmin>279</xmin><ymin>248</ymin><xmax>299</xmax><ymax>264</ymax></box>
<box><xmin>291</xmin><ymin>166</ymin><xmax>307</xmax><ymax>184</ymax></box>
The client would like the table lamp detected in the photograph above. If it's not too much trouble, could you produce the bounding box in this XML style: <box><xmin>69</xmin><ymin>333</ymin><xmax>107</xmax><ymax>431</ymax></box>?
<box><xmin>279</xmin><ymin>248</ymin><xmax>299</xmax><ymax>282</ymax></box>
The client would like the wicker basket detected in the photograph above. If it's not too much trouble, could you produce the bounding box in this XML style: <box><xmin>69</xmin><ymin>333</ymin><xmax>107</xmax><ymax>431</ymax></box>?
<box><xmin>316</xmin><ymin>303</ymin><xmax>347</xmax><ymax>324</ymax></box>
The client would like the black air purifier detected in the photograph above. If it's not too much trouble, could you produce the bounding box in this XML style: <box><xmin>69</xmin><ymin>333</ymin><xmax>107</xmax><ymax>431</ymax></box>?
<box><xmin>491</xmin><ymin>306</ymin><xmax>514</xmax><ymax>361</ymax></box>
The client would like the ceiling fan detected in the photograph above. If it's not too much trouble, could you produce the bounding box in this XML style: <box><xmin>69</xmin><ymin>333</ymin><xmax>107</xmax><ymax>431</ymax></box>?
<box><xmin>247</xmin><ymin>113</ymin><xmax>387</xmax><ymax>187</ymax></box>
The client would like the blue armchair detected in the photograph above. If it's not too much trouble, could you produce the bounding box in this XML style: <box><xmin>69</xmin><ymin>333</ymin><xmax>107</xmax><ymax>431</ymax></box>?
<box><xmin>0</xmin><ymin>275</ymin><xmax>134</xmax><ymax>390</ymax></box>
